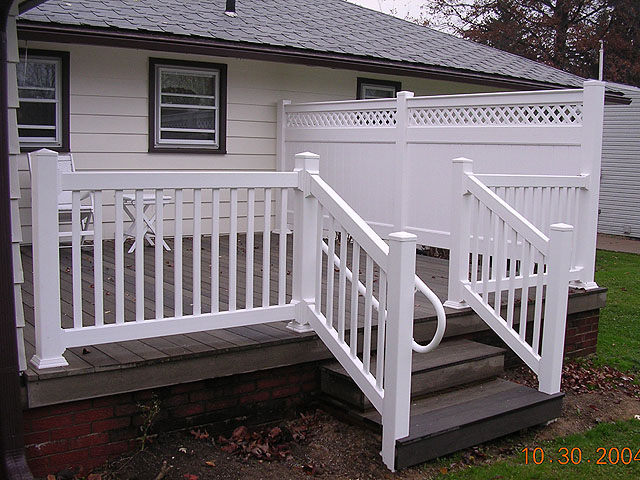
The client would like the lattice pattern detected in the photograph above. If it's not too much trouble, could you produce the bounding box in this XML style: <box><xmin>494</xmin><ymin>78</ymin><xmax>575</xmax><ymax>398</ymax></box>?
<box><xmin>287</xmin><ymin>110</ymin><xmax>397</xmax><ymax>128</ymax></box>
<box><xmin>409</xmin><ymin>103</ymin><xmax>583</xmax><ymax>126</ymax></box>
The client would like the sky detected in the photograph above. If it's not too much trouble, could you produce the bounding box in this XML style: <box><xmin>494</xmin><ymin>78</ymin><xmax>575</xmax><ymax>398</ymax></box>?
<box><xmin>347</xmin><ymin>0</ymin><xmax>423</xmax><ymax>21</ymax></box>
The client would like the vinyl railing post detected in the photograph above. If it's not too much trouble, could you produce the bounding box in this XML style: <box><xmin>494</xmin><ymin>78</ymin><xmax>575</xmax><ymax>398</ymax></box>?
<box><xmin>539</xmin><ymin>223</ymin><xmax>573</xmax><ymax>394</ymax></box>
<box><xmin>575</xmin><ymin>80</ymin><xmax>604</xmax><ymax>290</ymax></box>
<box><xmin>381</xmin><ymin>231</ymin><xmax>416</xmax><ymax>471</ymax></box>
<box><xmin>444</xmin><ymin>157</ymin><xmax>473</xmax><ymax>309</ymax></box>
<box><xmin>392</xmin><ymin>91</ymin><xmax>414</xmax><ymax>233</ymax></box>
<box><xmin>274</xmin><ymin>99</ymin><xmax>292</xmax><ymax>232</ymax></box>
<box><xmin>288</xmin><ymin>152</ymin><xmax>319</xmax><ymax>333</ymax></box>
<box><xmin>30</xmin><ymin>149</ymin><xmax>68</xmax><ymax>368</ymax></box>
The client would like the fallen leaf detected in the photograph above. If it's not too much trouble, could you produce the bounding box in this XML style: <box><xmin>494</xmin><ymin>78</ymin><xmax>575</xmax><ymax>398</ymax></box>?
<box><xmin>205</xmin><ymin>460</ymin><xmax>216</xmax><ymax>467</ymax></box>
<box><xmin>439</xmin><ymin>467</ymin><xmax>448</xmax><ymax>474</ymax></box>
<box><xmin>190</xmin><ymin>429</ymin><xmax>210</xmax><ymax>440</ymax></box>
<box><xmin>183</xmin><ymin>475</ymin><xmax>199</xmax><ymax>480</ymax></box>
<box><xmin>47</xmin><ymin>476</ymin><xmax>56</xmax><ymax>480</ymax></box>
<box><xmin>178</xmin><ymin>447</ymin><xmax>188</xmax><ymax>454</ymax></box>
<box><xmin>88</xmin><ymin>475</ymin><xmax>102</xmax><ymax>480</ymax></box>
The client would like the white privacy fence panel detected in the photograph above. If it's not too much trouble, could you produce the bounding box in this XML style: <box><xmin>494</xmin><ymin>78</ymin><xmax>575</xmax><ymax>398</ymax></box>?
<box><xmin>281</xmin><ymin>81</ymin><xmax>605</xmax><ymax>287</ymax></box>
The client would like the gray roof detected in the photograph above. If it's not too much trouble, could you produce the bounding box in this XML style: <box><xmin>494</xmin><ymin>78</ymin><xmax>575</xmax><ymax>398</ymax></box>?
<box><xmin>19</xmin><ymin>0</ymin><xmax>586</xmax><ymax>88</ymax></box>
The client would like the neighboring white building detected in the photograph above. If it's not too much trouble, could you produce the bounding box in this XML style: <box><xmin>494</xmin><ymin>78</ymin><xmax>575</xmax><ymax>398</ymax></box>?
<box><xmin>599</xmin><ymin>82</ymin><xmax>640</xmax><ymax>238</ymax></box>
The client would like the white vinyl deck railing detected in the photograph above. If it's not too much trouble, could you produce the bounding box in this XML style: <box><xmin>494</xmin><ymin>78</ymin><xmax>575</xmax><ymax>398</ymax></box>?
<box><xmin>29</xmin><ymin>150</ymin><xmax>446</xmax><ymax>471</ymax></box>
<box><xmin>447</xmin><ymin>158</ymin><xmax>573</xmax><ymax>394</ymax></box>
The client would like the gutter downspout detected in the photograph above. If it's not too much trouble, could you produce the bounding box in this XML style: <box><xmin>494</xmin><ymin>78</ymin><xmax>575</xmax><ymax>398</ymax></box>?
<box><xmin>0</xmin><ymin>1</ymin><xmax>33</xmax><ymax>478</ymax></box>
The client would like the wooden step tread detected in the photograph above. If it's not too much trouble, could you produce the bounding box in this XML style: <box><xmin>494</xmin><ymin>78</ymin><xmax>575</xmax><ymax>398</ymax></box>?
<box><xmin>322</xmin><ymin>339</ymin><xmax>505</xmax><ymax>378</ymax></box>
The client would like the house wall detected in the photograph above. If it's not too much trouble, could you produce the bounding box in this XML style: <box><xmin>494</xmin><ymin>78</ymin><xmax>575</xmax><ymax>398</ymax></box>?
<box><xmin>599</xmin><ymin>83</ymin><xmax>640</xmax><ymax>238</ymax></box>
<box><xmin>17</xmin><ymin>40</ymin><xmax>509</xmax><ymax>243</ymax></box>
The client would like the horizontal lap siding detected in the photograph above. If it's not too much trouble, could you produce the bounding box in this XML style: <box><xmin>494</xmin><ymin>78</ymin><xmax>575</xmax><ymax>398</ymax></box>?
<box><xmin>599</xmin><ymin>84</ymin><xmax>640</xmax><ymax>238</ymax></box>
<box><xmin>18</xmin><ymin>41</ymin><xmax>505</xmax><ymax>242</ymax></box>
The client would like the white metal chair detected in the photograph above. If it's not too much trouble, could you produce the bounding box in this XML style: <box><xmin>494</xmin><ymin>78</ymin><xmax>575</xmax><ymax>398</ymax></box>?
<box><xmin>28</xmin><ymin>152</ymin><xmax>94</xmax><ymax>244</ymax></box>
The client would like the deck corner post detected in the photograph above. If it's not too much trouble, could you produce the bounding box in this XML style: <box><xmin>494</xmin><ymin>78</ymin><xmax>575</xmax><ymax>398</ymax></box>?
<box><xmin>575</xmin><ymin>80</ymin><xmax>605</xmax><ymax>290</ymax></box>
<box><xmin>444</xmin><ymin>157</ymin><xmax>473</xmax><ymax>309</ymax></box>
<box><xmin>381</xmin><ymin>231</ymin><xmax>417</xmax><ymax>470</ymax></box>
<box><xmin>29</xmin><ymin>149</ymin><xmax>68</xmax><ymax>369</ymax></box>
<box><xmin>287</xmin><ymin>152</ymin><xmax>320</xmax><ymax>333</ymax></box>
<box><xmin>539</xmin><ymin>223</ymin><xmax>573</xmax><ymax>395</ymax></box>
<box><xmin>392</xmin><ymin>91</ymin><xmax>414</xmax><ymax>234</ymax></box>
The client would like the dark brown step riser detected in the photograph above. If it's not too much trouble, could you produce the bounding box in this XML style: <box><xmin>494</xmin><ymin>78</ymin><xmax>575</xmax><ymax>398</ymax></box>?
<box><xmin>321</xmin><ymin>354</ymin><xmax>504</xmax><ymax>411</ymax></box>
<box><xmin>395</xmin><ymin>395</ymin><xmax>563</xmax><ymax>469</ymax></box>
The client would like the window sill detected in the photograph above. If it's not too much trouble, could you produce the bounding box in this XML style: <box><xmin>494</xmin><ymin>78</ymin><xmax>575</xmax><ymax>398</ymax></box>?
<box><xmin>148</xmin><ymin>145</ymin><xmax>227</xmax><ymax>155</ymax></box>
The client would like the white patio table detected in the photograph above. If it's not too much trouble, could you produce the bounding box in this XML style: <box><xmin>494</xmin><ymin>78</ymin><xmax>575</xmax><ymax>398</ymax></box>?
<box><xmin>122</xmin><ymin>192</ymin><xmax>172</xmax><ymax>253</ymax></box>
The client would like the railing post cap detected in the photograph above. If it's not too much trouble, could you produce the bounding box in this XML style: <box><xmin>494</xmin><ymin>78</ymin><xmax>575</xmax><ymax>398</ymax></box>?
<box><xmin>30</xmin><ymin>148</ymin><xmax>58</xmax><ymax>157</ymax></box>
<box><xmin>388</xmin><ymin>231</ymin><xmax>417</xmax><ymax>242</ymax></box>
<box><xmin>584</xmin><ymin>79</ymin><xmax>605</xmax><ymax>88</ymax></box>
<box><xmin>294</xmin><ymin>151</ymin><xmax>320</xmax><ymax>159</ymax></box>
<box><xmin>397</xmin><ymin>90</ymin><xmax>415</xmax><ymax>98</ymax></box>
<box><xmin>452</xmin><ymin>157</ymin><xmax>473</xmax><ymax>164</ymax></box>
<box><xmin>550</xmin><ymin>222</ymin><xmax>574</xmax><ymax>232</ymax></box>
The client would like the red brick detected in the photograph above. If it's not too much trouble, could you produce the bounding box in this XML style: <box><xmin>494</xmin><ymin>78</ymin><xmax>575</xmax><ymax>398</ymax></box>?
<box><xmin>68</xmin><ymin>432</ymin><xmax>109</xmax><ymax>450</ymax></box>
<box><xmin>25</xmin><ymin>400</ymin><xmax>92</xmax><ymax>420</ymax></box>
<box><xmin>239</xmin><ymin>390</ymin><xmax>270</xmax><ymax>404</ymax></box>
<box><xmin>114</xmin><ymin>403</ymin><xmax>140</xmax><ymax>416</ymax></box>
<box><xmin>233</xmin><ymin>382</ymin><xmax>255</xmax><ymax>394</ymax></box>
<box><xmin>133</xmin><ymin>390</ymin><xmax>156</xmax><ymax>401</ymax></box>
<box><xmin>92</xmin><ymin>417</ymin><xmax>131</xmax><ymax>433</ymax></box>
<box><xmin>92</xmin><ymin>393</ymin><xmax>133</xmax><ymax>408</ymax></box>
<box><xmin>162</xmin><ymin>393</ymin><xmax>189</xmax><ymax>407</ymax></box>
<box><xmin>48</xmin><ymin>448</ymin><xmax>90</xmax><ymax>470</ymax></box>
<box><xmin>302</xmin><ymin>381</ymin><xmax>317</xmax><ymax>392</ymax></box>
<box><xmin>74</xmin><ymin>406</ymin><xmax>114</xmax><ymax>424</ymax></box>
<box><xmin>171</xmin><ymin>382</ymin><xmax>202</xmax><ymax>395</ymax></box>
<box><xmin>28</xmin><ymin>413</ymin><xmax>75</xmax><ymax>432</ymax></box>
<box><xmin>257</xmin><ymin>377</ymin><xmax>289</xmax><ymax>389</ymax></box>
<box><xmin>189</xmin><ymin>390</ymin><xmax>217</xmax><ymax>403</ymax></box>
<box><xmin>272</xmin><ymin>385</ymin><xmax>301</xmax><ymax>399</ymax></box>
<box><xmin>90</xmin><ymin>440</ymin><xmax>131</xmax><ymax>458</ymax></box>
<box><xmin>205</xmin><ymin>398</ymin><xmax>237</xmax><ymax>411</ymax></box>
<box><xmin>23</xmin><ymin>430</ymin><xmax>50</xmax><ymax>446</ymax></box>
<box><xmin>172</xmin><ymin>403</ymin><xmax>204</xmax><ymax>418</ymax></box>
<box><xmin>26</xmin><ymin>456</ymin><xmax>49</xmax><ymax>477</ymax></box>
<box><xmin>26</xmin><ymin>439</ymin><xmax>68</xmax><ymax>458</ymax></box>
<box><xmin>52</xmin><ymin>423</ymin><xmax>92</xmax><ymax>440</ymax></box>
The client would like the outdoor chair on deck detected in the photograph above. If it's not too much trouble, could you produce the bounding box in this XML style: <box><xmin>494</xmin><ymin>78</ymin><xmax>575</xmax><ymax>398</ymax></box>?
<box><xmin>28</xmin><ymin>152</ymin><xmax>94</xmax><ymax>245</ymax></box>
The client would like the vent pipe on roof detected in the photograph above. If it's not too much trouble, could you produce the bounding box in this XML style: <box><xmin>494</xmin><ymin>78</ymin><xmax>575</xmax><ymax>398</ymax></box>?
<box><xmin>225</xmin><ymin>0</ymin><xmax>237</xmax><ymax>17</ymax></box>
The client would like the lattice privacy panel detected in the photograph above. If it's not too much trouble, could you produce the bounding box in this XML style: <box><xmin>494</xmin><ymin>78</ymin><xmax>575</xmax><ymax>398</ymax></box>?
<box><xmin>409</xmin><ymin>104</ymin><xmax>583</xmax><ymax>126</ymax></box>
<box><xmin>287</xmin><ymin>110</ymin><xmax>397</xmax><ymax>128</ymax></box>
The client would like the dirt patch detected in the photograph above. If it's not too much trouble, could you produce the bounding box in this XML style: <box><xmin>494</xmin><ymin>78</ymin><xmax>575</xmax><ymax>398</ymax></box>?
<box><xmin>77</xmin><ymin>363</ymin><xmax>640</xmax><ymax>480</ymax></box>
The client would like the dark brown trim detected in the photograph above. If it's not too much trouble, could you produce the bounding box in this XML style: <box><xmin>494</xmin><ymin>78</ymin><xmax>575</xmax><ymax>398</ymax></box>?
<box><xmin>1</xmin><ymin>1</ymin><xmax>34</xmax><ymax>478</ymax></box>
<box><xmin>17</xmin><ymin>47</ymin><xmax>70</xmax><ymax>153</ymax></box>
<box><xmin>357</xmin><ymin>77</ymin><xmax>402</xmax><ymax>99</ymax></box>
<box><xmin>149</xmin><ymin>57</ymin><xmax>227</xmax><ymax>154</ymax></box>
<box><xmin>17</xmin><ymin>22</ymin><xmax>583</xmax><ymax>92</ymax></box>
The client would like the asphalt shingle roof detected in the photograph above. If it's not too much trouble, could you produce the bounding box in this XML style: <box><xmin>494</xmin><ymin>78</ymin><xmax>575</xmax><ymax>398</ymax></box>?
<box><xmin>19</xmin><ymin>0</ymin><xmax>585</xmax><ymax>88</ymax></box>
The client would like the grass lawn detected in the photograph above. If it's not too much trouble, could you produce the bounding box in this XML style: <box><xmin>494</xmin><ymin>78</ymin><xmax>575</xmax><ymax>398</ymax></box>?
<box><xmin>434</xmin><ymin>249</ymin><xmax>640</xmax><ymax>479</ymax></box>
<box><xmin>442</xmin><ymin>419</ymin><xmax>640</xmax><ymax>479</ymax></box>
<box><xmin>593</xmin><ymin>250</ymin><xmax>640</xmax><ymax>372</ymax></box>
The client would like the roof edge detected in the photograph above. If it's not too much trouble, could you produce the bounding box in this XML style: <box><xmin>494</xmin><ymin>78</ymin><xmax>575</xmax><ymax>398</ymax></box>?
<box><xmin>17</xmin><ymin>21</ymin><xmax>579</xmax><ymax>92</ymax></box>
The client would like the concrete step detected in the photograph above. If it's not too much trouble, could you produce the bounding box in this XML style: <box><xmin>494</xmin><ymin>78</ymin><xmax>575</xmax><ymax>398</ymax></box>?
<box><xmin>320</xmin><ymin>339</ymin><xmax>506</xmax><ymax>411</ymax></box>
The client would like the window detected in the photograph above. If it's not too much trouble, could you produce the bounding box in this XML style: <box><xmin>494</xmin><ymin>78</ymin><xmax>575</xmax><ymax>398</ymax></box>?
<box><xmin>17</xmin><ymin>50</ymin><xmax>69</xmax><ymax>151</ymax></box>
<box><xmin>357</xmin><ymin>78</ymin><xmax>402</xmax><ymax>100</ymax></box>
<box><xmin>149</xmin><ymin>58</ymin><xmax>227</xmax><ymax>153</ymax></box>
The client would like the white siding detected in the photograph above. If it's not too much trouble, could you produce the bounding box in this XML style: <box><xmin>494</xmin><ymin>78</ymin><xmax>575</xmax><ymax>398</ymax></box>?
<box><xmin>17</xmin><ymin>41</ymin><xmax>507</xmax><ymax>242</ymax></box>
<box><xmin>599</xmin><ymin>83</ymin><xmax>640</xmax><ymax>238</ymax></box>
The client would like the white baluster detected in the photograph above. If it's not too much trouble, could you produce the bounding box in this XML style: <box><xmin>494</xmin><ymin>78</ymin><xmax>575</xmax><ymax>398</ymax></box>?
<box><xmin>114</xmin><ymin>190</ymin><xmax>124</xmax><ymax>324</ymax></box>
<box><xmin>246</xmin><ymin>188</ymin><xmax>255</xmax><ymax>310</ymax></box>
<box><xmin>93</xmin><ymin>191</ymin><xmax>103</xmax><ymax>326</ymax></box>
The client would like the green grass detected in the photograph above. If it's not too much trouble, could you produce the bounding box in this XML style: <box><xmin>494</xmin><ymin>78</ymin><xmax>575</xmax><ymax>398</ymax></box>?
<box><xmin>593</xmin><ymin>250</ymin><xmax>640</xmax><ymax>372</ymax></box>
<box><xmin>441</xmin><ymin>419</ymin><xmax>640</xmax><ymax>479</ymax></box>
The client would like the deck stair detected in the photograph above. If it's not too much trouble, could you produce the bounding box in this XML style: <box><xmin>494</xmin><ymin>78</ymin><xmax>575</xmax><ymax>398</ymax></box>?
<box><xmin>319</xmin><ymin>338</ymin><xmax>564</xmax><ymax>469</ymax></box>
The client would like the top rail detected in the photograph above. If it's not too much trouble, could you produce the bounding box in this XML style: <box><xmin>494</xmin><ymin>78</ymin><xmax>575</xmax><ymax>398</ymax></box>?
<box><xmin>406</xmin><ymin>88</ymin><xmax>584</xmax><ymax>108</ymax></box>
<box><xmin>474</xmin><ymin>174</ymin><xmax>589</xmax><ymax>188</ymax></box>
<box><xmin>61</xmin><ymin>171</ymin><xmax>299</xmax><ymax>191</ymax></box>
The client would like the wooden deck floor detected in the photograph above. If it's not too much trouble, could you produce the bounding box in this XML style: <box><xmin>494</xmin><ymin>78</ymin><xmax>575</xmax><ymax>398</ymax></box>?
<box><xmin>20</xmin><ymin>234</ymin><xmax>451</xmax><ymax>384</ymax></box>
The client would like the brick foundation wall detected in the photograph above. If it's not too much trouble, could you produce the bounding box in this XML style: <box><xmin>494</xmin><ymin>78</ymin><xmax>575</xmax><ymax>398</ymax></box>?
<box><xmin>24</xmin><ymin>363</ymin><xmax>320</xmax><ymax>478</ymax></box>
<box><xmin>563</xmin><ymin>308</ymin><xmax>600</xmax><ymax>358</ymax></box>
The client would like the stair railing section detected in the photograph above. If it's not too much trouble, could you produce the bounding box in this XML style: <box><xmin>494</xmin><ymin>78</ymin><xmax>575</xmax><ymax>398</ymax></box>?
<box><xmin>447</xmin><ymin>158</ymin><xmax>573</xmax><ymax>395</ymax></box>
<box><xmin>293</xmin><ymin>152</ymin><xmax>445</xmax><ymax>470</ymax></box>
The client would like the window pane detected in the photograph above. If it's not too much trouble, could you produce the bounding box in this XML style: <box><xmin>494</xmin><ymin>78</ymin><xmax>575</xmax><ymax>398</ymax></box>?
<box><xmin>161</xmin><ymin>72</ymin><xmax>215</xmax><ymax>96</ymax></box>
<box><xmin>161</xmin><ymin>94</ymin><xmax>215</xmax><ymax>106</ymax></box>
<box><xmin>19</xmin><ymin>128</ymin><xmax>56</xmax><ymax>139</ymax></box>
<box><xmin>17</xmin><ymin>61</ymin><xmax>56</xmax><ymax>89</ymax></box>
<box><xmin>161</xmin><ymin>107</ymin><xmax>215</xmax><ymax>130</ymax></box>
<box><xmin>18</xmin><ymin>88</ymin><xmax>55</xmax><ymax>99</ymax></box>
<box><xmin>160</xmin><ymin>131</ymin><xmax>214</xmax><ymax>141</ymax></box>
<box><xmin>362</xmin><ymin>86</ymin><xmax>396</xmax><ymax>99</ymax></box>
<box><xmin>17</xmin><ymin>102</ymin><xmax>56</xmax><ymax>126</ymax></box>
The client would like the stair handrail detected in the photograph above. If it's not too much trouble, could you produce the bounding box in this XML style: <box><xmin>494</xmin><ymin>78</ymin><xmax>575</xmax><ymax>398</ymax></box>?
<box><xmin>321</xmin><ymin>238</ymin><xmax>447</xmax><ymax>353</ymax></box>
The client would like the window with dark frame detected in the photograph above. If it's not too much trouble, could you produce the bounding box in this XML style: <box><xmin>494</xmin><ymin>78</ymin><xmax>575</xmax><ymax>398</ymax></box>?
<box><xmin>357</xmin><ymin>78</ymin><xmax>402</xmax><ymax>100</ymax></box>
<box><xmin>149</xmin><ymin>58</ymin><xmax>227</xmax><ymax>153</ymax></box>
<box><xmin>17</xmin><ymin>50</ymin><xmax>69</xmax><ymax>152</ymax></box>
